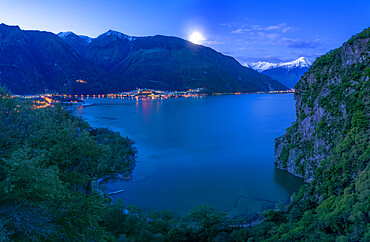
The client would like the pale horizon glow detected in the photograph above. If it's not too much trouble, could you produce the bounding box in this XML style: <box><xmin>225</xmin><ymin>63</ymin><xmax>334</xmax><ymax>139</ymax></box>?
<box><xmin>189</xmin><ymin>31</ymin><xmax>206</xmax><ymax>45</ymax></box>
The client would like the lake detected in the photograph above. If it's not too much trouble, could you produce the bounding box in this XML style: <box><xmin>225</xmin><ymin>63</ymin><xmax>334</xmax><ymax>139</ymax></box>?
<box><xmin>74</xmin><ymin>94</ymin><xmax>304</xmax><ymax>218</ymax></box>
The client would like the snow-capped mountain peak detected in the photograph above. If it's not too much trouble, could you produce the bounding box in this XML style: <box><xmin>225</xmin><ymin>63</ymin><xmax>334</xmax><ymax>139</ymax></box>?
<box><xmin>280</xmin><ymin>57</ymin><xmax>311</xmax><ymax>69</ymax></box>
<box><xmin>98</xmin><ymin>30</ymin><xmax>136</xmax><ymax>41</ymax></box>
<box><xmin>57</xmin><ymin>31</ymin><xmax>92</xmax><ymax>43</ymax></box>
<box><xmin>57</xmin><ymin>31</ymin><xmax>75</xmax><ymax>38</ymax></box>
<box><xmin>58</xmin><ymin>30</ymin><xmax>136</xmax><ymax>43</ymax></box>
<box><xmin>245</xmin><ymin>61</ymin><xmax>278</xmax><ymax>72</ymax></box>
<box><xmin>245</xmin><ymin>57</ymin><xmax>312</xmax><ymax>72</ymax></box>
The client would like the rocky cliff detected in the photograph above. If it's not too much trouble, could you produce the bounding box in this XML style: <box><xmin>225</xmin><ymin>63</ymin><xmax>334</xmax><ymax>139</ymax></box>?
<box><xmin>274</xmin><ymin>28</ymin><xmax>370</xmax><ymax>182</ymax></box>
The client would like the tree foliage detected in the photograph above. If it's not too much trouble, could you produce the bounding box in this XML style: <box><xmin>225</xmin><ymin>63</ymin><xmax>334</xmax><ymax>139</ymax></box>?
<box><xmin>0</xmin><ymin>91</ymin><xmax>137</xmax><ymax>240</ymax></box>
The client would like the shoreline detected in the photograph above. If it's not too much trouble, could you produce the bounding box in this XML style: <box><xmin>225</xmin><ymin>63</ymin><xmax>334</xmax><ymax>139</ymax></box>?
<box><xmin>73</xmin><ymin>94</ymin><xmax>302</xmax><ymax>223</ymax></box>
<box><xmin>13</xmin><ymin>89</ymin><xmax>295</xmax><ymax>104</ymax></box>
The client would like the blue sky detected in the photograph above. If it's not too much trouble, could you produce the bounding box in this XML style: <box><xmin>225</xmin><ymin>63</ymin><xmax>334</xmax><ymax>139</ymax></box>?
<box><xmin>0</xmin><ymin>0</ymin><xmax>369</xmax><ymax>63</ymax></box>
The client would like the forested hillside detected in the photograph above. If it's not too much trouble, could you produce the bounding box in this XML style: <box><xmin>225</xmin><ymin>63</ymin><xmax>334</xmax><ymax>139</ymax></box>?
<box><xmin>0</xmin><ymin>88</ymin><xmax>137</xmax><ymax>240</ymax></box>
<box><xmin>267</xmin><ymin>27</ymin><xmax>370</xmax><ymax>240</ymax></box>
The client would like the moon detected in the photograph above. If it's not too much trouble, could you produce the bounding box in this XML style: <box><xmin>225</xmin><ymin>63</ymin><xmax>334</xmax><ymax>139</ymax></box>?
<box><xmin>189</xmin><ymin>31</ymin><xmax>206</xmax><ymax>45</ymax></box>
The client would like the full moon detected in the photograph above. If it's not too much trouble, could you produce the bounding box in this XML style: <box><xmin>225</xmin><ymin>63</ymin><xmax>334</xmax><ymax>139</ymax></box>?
<box><xmin>189</xmin><ymin>32</ymin><xmax>206</xmax><ymax>45</ymax></box>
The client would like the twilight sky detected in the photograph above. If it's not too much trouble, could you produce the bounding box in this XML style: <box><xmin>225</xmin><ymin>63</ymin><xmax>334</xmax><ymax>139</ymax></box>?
<box><xmin>1</xmin><ymin>0</ymin><xmax>369</xmax><ymax>64</ymax></box>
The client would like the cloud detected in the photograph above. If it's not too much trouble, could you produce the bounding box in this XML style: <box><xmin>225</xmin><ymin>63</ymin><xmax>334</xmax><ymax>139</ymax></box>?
<box><xmin>220</xmin><ymin>23</ymin><xmax>236</xmax><ymax>28</ymax></box>
<box><xmin>266</xmin><ymin>33</ymin><xmax>279</xmax><ymax>39</ymax></box>
<box><xmin>203</xmin><ymin>40</ymin><xmax>225</xmax><ymax>45</ymax></box>
<box><xmin>237</xmin><ymin>56</ymin><xmax>285</xmax><ymax>63</ymax></box>
<box><xmin>231</xmin><ymin>23</ymin><xmax>294</xmax><ymax>34</ymax></box>
<box><xmin>231</xmin><ymin>28</ymin><xmax>243</xmax><ymax>34</ymax></box>
<box><xmin>222</xmin><ymin>51</ymin><xmax>235</xmax><ymax>55</ymax></box>
<box><xmin>265</xmin><ymin>23</ymin><xmax>287</xmax><ymax>31</ymax></box>
<box><xmin>231</xmin><ymin>28</ymin><xmax>251</xmax><ymax>34</ymax></box>
<box><xmin>231</xmin><ymin>25</ymin><xmax>260</xmax><ymax>34</ymax></box>
<box><xmin>281</xmin><ymin>38</ymin><xmax>320</xmax><ymax>49</ymax></box>
<box><xmin>282</xmin><ymin>27</ymin><xmax>294</xmax><ymax>33</ymax></box>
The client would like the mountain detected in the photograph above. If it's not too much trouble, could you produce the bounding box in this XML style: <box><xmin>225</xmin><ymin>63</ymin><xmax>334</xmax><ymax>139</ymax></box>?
<box><xmin>246</xmin><ymin>57</ymin><xmax>311</xmax><ymax>72</ymax></box>
<box><xmin>57</xmin><ymin>31</ymin><xmax>92</xmax><ymax>55</ymax></box>
<box><xmin>59</xmin><ymin>29</ymin><xmax>289</xmax><ymax>93</ymax></box>
<box><xmin>0</xmin><ymin>24</ymin><xmax>288</xmax><ymax>94</ymax></box>
<box><xmin>268</xmin><ymin>28</ymin><xmax>369</xmax><ymax>240</ymax></box>
<box><xmin>245</xmin><ymin>57</ymin><xmax>311</xmax><ymax>88</ymax></box>
<box><xmin>0</xmin><ymin>24</ymin><xmax>130</xmax><ymax>94</ymax></box>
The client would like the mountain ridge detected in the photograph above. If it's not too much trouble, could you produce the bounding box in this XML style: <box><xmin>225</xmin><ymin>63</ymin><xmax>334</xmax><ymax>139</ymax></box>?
<box><xmin>51</xmin><ymin>26</ymin><xmax>291</xmax><ymax>93</ymax></box>
<box><xmin>0</xmin><ymin>23</ymin><xmax>289</xmax><ymax>94</ymax></box>
<box><xmin>245</xmin><ymin>57</ymin><xmax>312</xmax><ymax>72</ymax></box>
<box><xmin>0</xmin><ymin>23</ymin><xmax>130</xmax><ymax>94</ymax></box>
<box><xmin>245</xmin><ymin>57</ymin><xmax>312</xmax><ymax>88</ymax></box>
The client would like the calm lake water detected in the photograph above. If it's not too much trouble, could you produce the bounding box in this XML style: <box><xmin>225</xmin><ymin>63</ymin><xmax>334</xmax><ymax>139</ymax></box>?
<box><xmin>74</xmin><ymin>94</ymin><xmax>304</xmax><ymax>218</ymax></box>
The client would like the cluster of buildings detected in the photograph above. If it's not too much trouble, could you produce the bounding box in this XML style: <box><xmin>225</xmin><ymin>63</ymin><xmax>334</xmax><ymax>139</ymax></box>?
<box><xmin>10</xmin><ymin>87</ymin><xmax>293</xmax><ymax>109</ymax></box>
<box><xmin>11</xmin><ymin>94</ymin><xmax>55</xmax><ymax>109</ymax></box>
<box><xmin>10</xmin><ymin>88</ymin><xmax>206</xmax><ymax>109</ymax></box>
<box><xmin>116</xmin><ymin>88</ymin><xmax>206</xmax><ymax>99</ymax></box>
<box><xmin>48</xmin><ymin>88</ymin><xmax>205</xmax><ymax>100</ymax></box>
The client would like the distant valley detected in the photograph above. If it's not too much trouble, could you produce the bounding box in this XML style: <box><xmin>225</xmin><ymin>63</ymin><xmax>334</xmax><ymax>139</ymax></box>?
<box><xmin>0</xmin><ymin>24</ymin><xmax>288</xmax><ymax>94</ymax></box>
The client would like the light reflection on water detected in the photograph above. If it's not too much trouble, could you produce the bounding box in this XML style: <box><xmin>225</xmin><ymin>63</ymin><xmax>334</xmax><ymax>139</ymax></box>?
<box><xmin>74</xmin><ymin>94</ymin><xmax>304</xmax><ymax>218</ymax></box>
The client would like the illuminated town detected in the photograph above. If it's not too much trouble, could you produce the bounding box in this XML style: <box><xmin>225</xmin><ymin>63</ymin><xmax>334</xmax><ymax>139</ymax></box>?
<box><xmin>8</xmin><ymin>87</ymin><xmax>294</xmax><ymax>109</ymax></box>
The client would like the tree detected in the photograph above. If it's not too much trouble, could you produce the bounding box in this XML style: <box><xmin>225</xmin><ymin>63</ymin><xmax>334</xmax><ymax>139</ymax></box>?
<box><xmin>188</xmin><ymin>204</ymin><xmax>227</xmax><ymax>240</ymax></box>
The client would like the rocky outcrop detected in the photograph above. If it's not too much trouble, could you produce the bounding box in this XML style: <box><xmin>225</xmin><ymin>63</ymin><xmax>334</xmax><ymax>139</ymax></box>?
<box><xmin>274</xmin><ymin>28</ymin><xmax>370</xmax><ymax>182</ymax></box>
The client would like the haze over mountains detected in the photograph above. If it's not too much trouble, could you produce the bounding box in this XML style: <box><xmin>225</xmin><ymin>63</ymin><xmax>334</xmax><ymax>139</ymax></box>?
<box><xmin>0</xmin><ymin>23</ymin><xmax>288</xmax><ymax>94</ymax></box>
<box><xmin>245</xmin><ymin>57</ymin><xmax>312</xmax><ymax>88</ymax></box>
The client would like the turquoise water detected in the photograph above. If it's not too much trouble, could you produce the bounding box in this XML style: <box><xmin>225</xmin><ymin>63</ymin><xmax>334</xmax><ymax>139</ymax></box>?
<box><xmin>75</xmin><ymin>94</ymin><xmax>304</xmax><ymax>218</ymax></box>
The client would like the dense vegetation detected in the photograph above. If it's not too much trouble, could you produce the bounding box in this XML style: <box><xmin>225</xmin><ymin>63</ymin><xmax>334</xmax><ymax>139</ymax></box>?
<box><xmin>1</xmin><ymin>28</ymin><xmax>369</xmax><ymax>241</ymax></box>
<box><xmin>0</xmin><ymin>88</ymin><xmax>138</xmax><ymax>240</ymax></box>
<box><xmin>271</xmin><ymin>27</ymin><xmax>370</xmax><ymax>240</ymax></box>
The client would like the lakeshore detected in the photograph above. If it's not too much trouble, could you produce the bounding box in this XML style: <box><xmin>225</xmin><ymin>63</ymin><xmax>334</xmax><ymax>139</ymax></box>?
<box><xmin>9</xmin><ymin>88</ymin><xmax>295</xmax><ymax>109</ymax></box>
<box><xmin>74</xmin><ymin>94</ymin><xmax>304</xmax><ymax>218</ymax></box>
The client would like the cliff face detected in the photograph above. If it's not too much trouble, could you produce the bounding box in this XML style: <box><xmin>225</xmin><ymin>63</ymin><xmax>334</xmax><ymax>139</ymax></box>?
<box><xmin>275</xmin><ymin>29</ymin><xmax>370</xmax><ymax>182</ymax></box>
